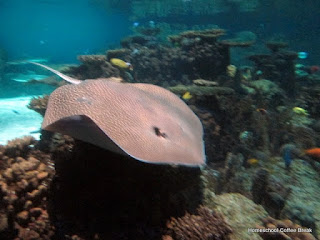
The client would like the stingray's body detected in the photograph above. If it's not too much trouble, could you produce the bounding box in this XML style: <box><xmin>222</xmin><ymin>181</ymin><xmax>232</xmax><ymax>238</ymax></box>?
<box><xmin>31</xmin><ymin>62</ymin><xmax>205</xmax><ymax>166</ymax></box>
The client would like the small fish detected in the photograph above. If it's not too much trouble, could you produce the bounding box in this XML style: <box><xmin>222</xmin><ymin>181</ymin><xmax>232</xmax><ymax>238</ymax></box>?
<box><xmin>310</xmin><ymin>65</ymin><xmax>320</xmax><ymax>74</ymax></box>
<box><xmin>283</xmin><ymin>147</ymin><xmax>293</xmax><ymax>168</ymax></box>
<box><xmin>281</xmin><ymin>144</ymin><xmax>296</xmax><ymax>169</ymax></box>
<box><xmin>256</xmin><ymin>108</ymin><xmax>268</xmax><ymax>115</ymax></box>
<box><xmin>304</xmin><ymin>148</ymin><xmax>320</xmax><ymax>159</ymax></box>
<box><xmin>182</xmin><ymin>91</ymin><xmax>192</xmax><ymax>100</ymax></box>
<box><xmin>133</xmin><ymin>22</ymin><xmax>139</xmax><ymax>27</ymax></box>
<box><xmin>297</xmin><ymin>51</ymin><xmax>308</xmax><ymax>59</ymax></box>
<box><xmin>30</xmin><ymin>129</ymin><xmax>41</xmax><ymax>134</ymax></box>
<box><xmin>247</xmin><ymin>158</ymin><xmax>259</xmax><ymax>166</ymax></box>
<box><xmin>149</xmin><ymin>20</ymin><xmax>155</xmax><ymax>27</ymax></box>
<box><xmin>12</xmin><ymin>110</ymin><xmax>20</xmax><ymax>114</ymax></box>
<box><xmin>110</xmin><ymin>58</ymin><xmax>133</xmax><ymax>70</ymax></box>
<box><xmin>292</xmin><ymin>107</ymin><xmax>308</xmax><ymax>116</ymax></box>
<box><xmin>226</xmin><ymin>64</ymin><xmax>237</xmax><ymax>77</ymax></box>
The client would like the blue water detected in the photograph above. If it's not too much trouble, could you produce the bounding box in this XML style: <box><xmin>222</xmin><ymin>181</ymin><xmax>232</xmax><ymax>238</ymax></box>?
<box><xmin>0</xmin><ymin>0</ymin><xmax>130</xmax><ymax>63</ymax></box>
<box><xmin>0</xmin><ymin>0</ymin><xmax>319</xmax><ymax>64</ymax></box>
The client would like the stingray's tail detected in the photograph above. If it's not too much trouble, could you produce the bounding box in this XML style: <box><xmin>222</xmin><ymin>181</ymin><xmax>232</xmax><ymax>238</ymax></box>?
<box><xmin>29</xmin><ymin>61</ymin><xmax>82</xmax><ymax>84</ymax></box>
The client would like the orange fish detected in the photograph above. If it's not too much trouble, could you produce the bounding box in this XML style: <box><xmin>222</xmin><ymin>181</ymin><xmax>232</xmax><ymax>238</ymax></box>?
<box><xmin>304</xmin><ymin>148</ymin><xmax>320</xmax><ymax>158</ymax></box>
<box><xmin>256</xmin><ymin>108</ymin><xmax>268</xmax><ymax>115</ymax></box>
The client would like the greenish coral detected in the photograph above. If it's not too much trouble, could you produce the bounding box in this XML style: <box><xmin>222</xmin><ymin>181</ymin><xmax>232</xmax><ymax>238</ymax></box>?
<box><xmin>289</xmin><ymin>112</ymin><xmax>313</xmax><ymax>127</ymax></box>
<box><xmin>205</xmin><ymin>193</ymin><xmax>268</xmax><ymax>240</ymax></box>
<box><xmin>250</xmin><ymin>79</ymin><xmax>282</xmax><ymax>95</ymax></box>
<box><xmin>265</xmin><ymin>158</ymin><xmax>320</xmax><ymax>238</ymax></box>
<box><xmin>169</xmin><ymin>84</ymin><xmax>235</xmax><ymax>96</ymax></box>
<box><xmin>168</xmin><ymin>29</ymin><xmax>226</xmax><ymax>45</ymax></box>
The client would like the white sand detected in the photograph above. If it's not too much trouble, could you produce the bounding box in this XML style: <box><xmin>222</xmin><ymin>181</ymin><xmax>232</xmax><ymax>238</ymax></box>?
<box><xmin>0</xmin><ymin>96</ymin><xmax>43</xmax><ymax>145</ymax></box>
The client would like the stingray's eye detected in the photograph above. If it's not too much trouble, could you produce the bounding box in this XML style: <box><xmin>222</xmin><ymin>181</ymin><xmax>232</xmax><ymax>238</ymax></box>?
<box><xmin>153</xmin><ymin>126</ymin><xmax>167</xmax><ymax>138</ymax></box>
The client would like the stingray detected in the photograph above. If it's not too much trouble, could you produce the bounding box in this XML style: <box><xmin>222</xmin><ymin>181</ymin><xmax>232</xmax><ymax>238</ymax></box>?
<box><xmin>31</xmin><ymin>62</ymin><xmax>205</xmax><ymax>166</ymax></box>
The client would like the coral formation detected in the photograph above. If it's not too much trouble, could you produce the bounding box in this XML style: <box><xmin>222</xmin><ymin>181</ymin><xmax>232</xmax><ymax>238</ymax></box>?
<box><xmin>220</xmin><ymin>39</ymin><xmax>255</xmax><ymax>47</ymax></box>
<box><xmin>63</xmin><ymin>28</ymin><xmax>242</xmax><ymax>86</ymax></box>
<box><xmin>248</xmin><ymin>46</ymin><xmax>297</xmax><ymax>97</ymax></box>
<box><xmin>168</xmin><ymin>85</ymin><xmax>235</xmax><ymax>96</ymax></box>
<box><xmin>282</xmin><ymin>204</ymin><xmax>317</xmax><ymax>231</ymax></box>
<box><xmin>0</xmin><ymin>134</ymin><xmax>204</xmax><ymax>239</ymax></box>
<box><xmin>77</xmin><ymin>54</ymin><xmax>107</xmax><ymax>64</ymax></box>
<box><xmin>106</xmin><ymin>48</ymin><xmax>131</xmax><ymax>60</ymax></box>
<box><xmin>168</xmin><ymin>29</ymin><xmax>226</xmax><ymax>45</ymax></box>
<box><xmin>192</xmin><ymin>79</ymin><xmax>219</xmax><ymax>87</ymax></box>
<box><xmin>0</xmin><ymin>137</ymin><xmax>55</xmax><ymax>239</ymax></box>
<box><xmin>265</xmin><ymin>41</ymin><xmax>288</xmax><ymax>53</ymax></box>
<box><xmin>163</xmin><ymin>206</ymin><xmax>232</xmax><ymax>240</ymax></box>
<box><xmin>71</xmin><ymin>54</ymin><xmax>121</xmax><ymax>80</ymax></box>
<box><xmin>258</xmin><ymin>217</ymin><xmax>316</xmax><ymax>240</ymax></box>
<box><xmin>204</xmin><ymin>193</ymin><xmax>269</xmax><ymax>240</ymax></box>
<box><xmin>218</xmin><ymin>153</ymin><xmax>251</xmax><ymax>196</ymax></box>
<box><xmin>27</xmin><ymin>95</ymin><xmax>49</xmax><ymax>116</ymax></box>
<box><xmin>251</xmin><ymin>169</ymin><xmax>291</xmax><ymax>218</ymax></box>
<box><xmin>249</xmin><ymin>79</ymin><xmax>283</xmax><ymax>98</ymax></box>
<box><xmin>3</xmin><ymin>136</ymin><xmax>37</xmax><ymax>159</ymax></box>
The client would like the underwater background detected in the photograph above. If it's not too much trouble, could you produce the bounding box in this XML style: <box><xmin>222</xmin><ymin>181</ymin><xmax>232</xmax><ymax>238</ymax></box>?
<box><xmin>0</xmin><ymin>0</ymin><xmax>320</xmax><ymax>239</ymax></box>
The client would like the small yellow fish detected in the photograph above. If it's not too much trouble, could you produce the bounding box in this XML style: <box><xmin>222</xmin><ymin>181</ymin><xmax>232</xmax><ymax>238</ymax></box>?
<box><xmin>292</xmin><ymin>107</ymin><xmax>308</xmax><ymax>116</ymax></box>
<box><xmin>182</xmin><ymin>91</ymin><xmax>192</xmax><ymax>100</ymax></box>
<box><xmin>247</xmin><ymin>158</ymin><xmax>259</xmax><ymax>166</ymax></box>
<box><xmin>256</xmin><ymin>108</ymin><xmax>268</xmax><ymax>115</ymax></box>
<box><xmin>226</xmin><ymin>64</ymin><xmax>237</xmax><ymax>77</ymax></box>
<box><xmin>110</xmin><ymin>58</ymin><xmax>133</xmax><ymax>70</ymax></box>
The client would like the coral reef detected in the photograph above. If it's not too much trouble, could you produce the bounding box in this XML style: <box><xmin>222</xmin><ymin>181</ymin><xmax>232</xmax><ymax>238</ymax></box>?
<box><xmin>248</xmin><ymin>44</ymin><xmax>297</xmax><ymax>97</ymax></box>
<box><xmin>168</xmin><ymin>29</ymin><xmax>226</xmax><ymax>45</ymax></box>
<box><xmin>218</xmin><ymin>153</ymin><xmax>251</xmax><ymax>196</ymax></box>
<box><xmin>3</xmin><ymin>13</ymin><xmax>320</xmax><ymax>239</ymax></box>
<box><xmin>192</xmin><ymin>79</ymin><xmax>219</xmax><ymax>87</ymax></box>
<box><xmin>168</xmin><ymin>85</ymin><xmax>235</xmax><ymax>96</ymax></box>
<box><xmin>265</xmin><ymin>41</ymin><xmax>288</xmax><ymax>53</ymax></box>
<box><xmin>0</xmin><ymin>137</ymin><xmax>55</xmax><ymax>239</ymax></box>
<box><xmin>220</xmin><ymin>39</ymin><xmax>255</xmax><ymax>47</ymax></box>
<box><xmin>251</xmin><ymin>169</ymin><xmax>291</xmax><ymax>218</ymax></box>
<box><xmin>27</xmin><ymin>95</ymin><xmax>49</xmax><ymax>116</ymax></box>
<box><xmin>0</xmin><ymin>133</ymin><xmax>204</xmax><ymax>239</ymax></box>
<box><xmin>3</xmin><ymin>136</ymin><xmax>37</xmax><ymax>159</ymax></box>
<box><xmin>282</xmin><ymin>204</ymin><xmax>317</xmax><ymax>231</ymax></box>
<box><xmin>249</xmin><ymin>79</ymin><xmax>283</xmax><ymax>99</ymax></box>
<box><xmin>163</xmin><ymin>206</ymin><xmax>232</xmax><ymax>240</ymax></box>
<box><xmin>204</xmin><ymin>193</ymin><xmax>269</xmax><ymax>240</ymax></box>
<box><xmin>258</xmin><ymin>217</ymin><xmax>316</xmax><ymax>240</ymax></box>
<box><xmin>106</xmin><ymin>48</ymin><xmax>131</xmax><ymax>60</ymax></box>
<box><xmin>67</xmin><ymin>54</ymin><xmax>121</xmax><ymax>80</ymax></box>
<box><xmin>77</xmin><ymin>54</ymin><xmax>107</xmax><ymax>64</ymax></box>
<box><xmin>63</xmin><ymin>28</ymin><xmax>244</xmax><ymax>86</ymax></box>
